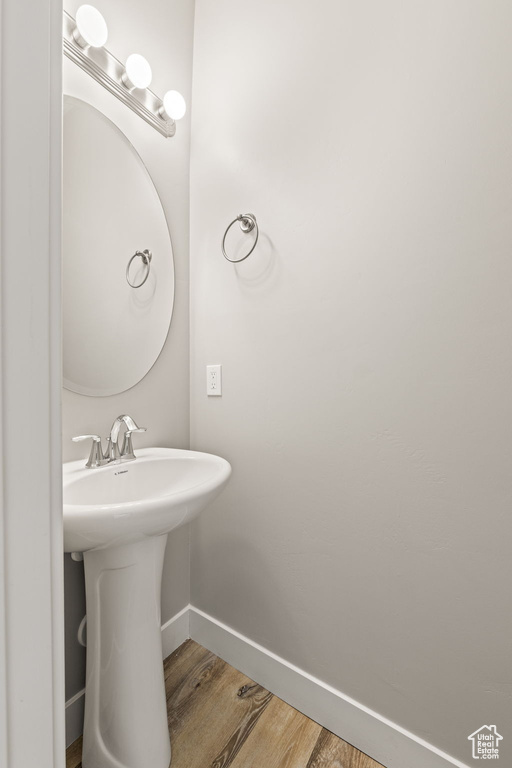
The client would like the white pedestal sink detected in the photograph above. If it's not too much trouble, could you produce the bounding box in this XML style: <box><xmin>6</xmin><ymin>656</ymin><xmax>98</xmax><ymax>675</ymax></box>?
<box><xmin>63</xmin><ymin>448</ymin><xmax>231</xmax><ymax>768</ymax></box>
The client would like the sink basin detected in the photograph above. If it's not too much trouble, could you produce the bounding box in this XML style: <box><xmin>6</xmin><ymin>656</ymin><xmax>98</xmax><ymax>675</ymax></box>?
<box><xmin>63</xmin><ymin>447</ymin><xmax>231</xmax><ymax>768</ymax></box>
<box><xmin>63</xmin><ymin>447</ymin><xmax>231</xmax><ymax>552</ymax></box>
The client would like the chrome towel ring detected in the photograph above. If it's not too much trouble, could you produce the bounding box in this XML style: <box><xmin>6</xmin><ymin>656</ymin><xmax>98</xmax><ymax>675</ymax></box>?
<box><xmin>126</xmin><ymin>249</ymin><xmax>152</xmax><ymax>288</ymax></box>
<box><xmin>222</xmin><ymin>213</ymin><xmax>259</xmax><ymax>263</ymax></box>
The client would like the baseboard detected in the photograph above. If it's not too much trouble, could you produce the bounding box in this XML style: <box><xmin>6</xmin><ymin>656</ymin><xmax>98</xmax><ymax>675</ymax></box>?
<box><xmin>161</xmin><ymin>604</ymin><xmax>190</xmax><ymax>659</ymax></box>
<box><xmin>65</xmin><ymin>604</ymin><xmax>191</xmax><ymax>747</ymax></box>
<box><xmin>65</xmin><ymin>604</ymin><xmax>472</xmax><ymax>767</ymax></box>
<box><xmin>189</xmin><ymin>606</ymin><xmax>472</xmax><ymax>768</ymax></box>
<box><xmin>65</xmin><ymin>687</ymin><xmax>85</xmax><ymax>748</ymax></box>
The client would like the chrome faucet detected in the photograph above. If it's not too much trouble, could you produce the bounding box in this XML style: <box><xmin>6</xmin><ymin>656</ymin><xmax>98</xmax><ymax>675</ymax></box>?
<box><xmin>73</xmin><ymin>414</ymin><xmax>147</xmax><ymax>468</ymax></box>
<box><xmin>105</xmin><ymin>414</ymin><xmax>147</xmax><ymax>462</ymax></box>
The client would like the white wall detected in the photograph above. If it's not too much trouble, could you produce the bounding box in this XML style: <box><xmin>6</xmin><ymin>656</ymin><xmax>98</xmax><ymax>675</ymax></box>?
<box><xmin>62</xmin><ymin>0</ymin><xmax>194</xmax><ymax>703</ymax></box>
<box><xmin>190</xmin><ymin>1</ymin><xmax>512</xmax><ymax>765</ymax></box>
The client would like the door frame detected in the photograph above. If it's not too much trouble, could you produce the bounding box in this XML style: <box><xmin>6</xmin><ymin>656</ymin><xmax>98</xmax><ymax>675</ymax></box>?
<box><xmin>0</xmin><ymin>0</ymin><xmax>65</xmax><ymax>766</ymax></box>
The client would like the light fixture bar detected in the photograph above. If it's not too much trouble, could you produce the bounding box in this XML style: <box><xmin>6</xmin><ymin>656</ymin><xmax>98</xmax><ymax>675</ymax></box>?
<box><xmin>63</xmin><ymin>11</ymin><xmax>175</xmax><ymax>139</ymax></box>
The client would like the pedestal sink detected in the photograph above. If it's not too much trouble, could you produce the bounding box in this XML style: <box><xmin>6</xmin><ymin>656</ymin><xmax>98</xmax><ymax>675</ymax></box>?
<box><xmin>63</xmin><ymin>447</ymin><xmax>231</xmax><ymax>768</ymax></box>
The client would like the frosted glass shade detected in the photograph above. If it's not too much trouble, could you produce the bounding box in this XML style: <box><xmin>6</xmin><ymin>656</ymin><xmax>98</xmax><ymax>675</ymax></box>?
<box><xmin>162</xmin><ymin>91</ymin><xmax>186</xmax><ymax>121</ymax></box>
<box><xmin>124</xmin><ymin>54</ymin><xmax>153</xmax><ymax>89</ymax></box>
<box><xmin>75</xmin><ymin>5</ymin><xmax>108</xmax><ymax>48</ymax></box>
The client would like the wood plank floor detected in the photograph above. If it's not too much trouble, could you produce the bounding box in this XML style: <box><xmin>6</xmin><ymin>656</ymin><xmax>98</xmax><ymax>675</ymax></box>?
<box><xmin>66</xmin><ymin>640</ymin><xmax>385</xmax><ymax>768</ymax></box>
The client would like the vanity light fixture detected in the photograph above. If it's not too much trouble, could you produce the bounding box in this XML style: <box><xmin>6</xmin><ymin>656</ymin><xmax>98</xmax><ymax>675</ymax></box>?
<box><xmin>160</xmin><ymin>90</ymin><xmax>187</xmax><ymax>121</ymax></box>
<box><xmin>122</xmin><ymin>54</ymin><xmax>153</xmax><ymax>90</ymax></box>
<box><xmin>73</xmin><ymin>5</ymin><xmax>108</xmax><ymax>49</ymax></box>
<box><xmin>63</xmin><ymin>9</ymin><xmax>180</xmax><ymax>138</ymax></box>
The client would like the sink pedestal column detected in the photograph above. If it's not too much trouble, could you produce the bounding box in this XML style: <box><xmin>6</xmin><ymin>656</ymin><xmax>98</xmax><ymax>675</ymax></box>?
<box><xmin>82</xmin><ymin>535</ymin><xmax>171</xmax><ymax>768</ymax></box>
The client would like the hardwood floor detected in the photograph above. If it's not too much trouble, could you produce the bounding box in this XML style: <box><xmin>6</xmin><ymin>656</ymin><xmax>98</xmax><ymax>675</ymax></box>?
<box><xmin>66</xmin><ymin>640</ymin><xmax>385</xmax><ymax>768</ymax></box>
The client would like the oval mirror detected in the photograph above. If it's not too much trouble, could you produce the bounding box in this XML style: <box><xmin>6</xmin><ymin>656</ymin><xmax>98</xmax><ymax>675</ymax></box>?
<box><xmin>63</xmin><ymin>96</ymin><xmax>175</xmax><ymax>396</ymax></box>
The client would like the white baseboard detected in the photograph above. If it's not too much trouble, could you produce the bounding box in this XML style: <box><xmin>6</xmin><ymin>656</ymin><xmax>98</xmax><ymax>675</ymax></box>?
<box><xmin>161</xmin><ymin>604</ymin><xmax>190</xmax><ymax>659</ymax></box>
<box><xmin>189</xmin><ymin>606</ymin><xmax>472</xmax><ymax>768</ymax></box>
<box><xmin>65</xmin><ymin>604</ymin><xmax>190</xmax><ymax>747</ymax></box>
<box><xmin>65</xmin><ymin>687</ymin><xmax>85</xmax><ymax>748</ymax></box>
<box><xmin>65</xmin><ymin>604</ymin><xmax>471</xmax><ymax>768</ymax></box>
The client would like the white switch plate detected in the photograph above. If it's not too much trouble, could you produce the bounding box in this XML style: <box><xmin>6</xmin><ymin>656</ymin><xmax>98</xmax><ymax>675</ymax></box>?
<box><xmin>206</xmin><ymin>364</ymin><xmax>222</xmax><ymax>396</ymax></box>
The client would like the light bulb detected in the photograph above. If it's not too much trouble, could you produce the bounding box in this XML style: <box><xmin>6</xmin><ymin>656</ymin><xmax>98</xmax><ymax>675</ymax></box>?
<box><xmin>160</xmin><ymin>90</ymin><xmax>186</xmax><ymax>121</ymax></box>
<box><xmin>122</xmin><ymin>54</ymin><xmax>153</xmax><ymax>90</ymax></box>
<box><xmin>73</xmin><ymin>5</ymin><xmax>108</xmax><ymax>48</ymax></box>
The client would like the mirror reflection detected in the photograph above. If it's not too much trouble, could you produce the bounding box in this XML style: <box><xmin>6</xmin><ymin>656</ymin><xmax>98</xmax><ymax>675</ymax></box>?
<box><xmin>63</xmin><ymin>95</ymin><xmax>175</xmax><ymax>396</ymax></box>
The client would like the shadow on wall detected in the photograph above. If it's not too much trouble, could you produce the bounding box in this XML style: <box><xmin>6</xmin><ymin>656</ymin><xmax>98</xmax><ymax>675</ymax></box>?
<box><xmin>233</xmin><ymin>233</ymin><xmax>280</xmax><ymax>290</ymax></box>
<box><xmin>64</xmin><ymin>555</ymin><xmax>87</xmax><ymax>700</ymax></box>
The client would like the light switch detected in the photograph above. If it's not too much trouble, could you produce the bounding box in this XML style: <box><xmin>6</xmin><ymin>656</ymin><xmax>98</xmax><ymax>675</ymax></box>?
<box><xmin>206</xmin><ymin>364</ymin><xmax>222</xmax><ymax>396</ymax></box>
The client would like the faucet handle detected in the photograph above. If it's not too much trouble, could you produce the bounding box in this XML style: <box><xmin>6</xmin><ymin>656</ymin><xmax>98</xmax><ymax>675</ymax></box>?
<box><xmin>72</xmin><ymin>435</ymin><xmax>108</xmax><ymax>469</ymax></box>
<box><xmin>121</xmin><ymin>427</ymin><xmax>147</xmax><ymax>461</ymax></box>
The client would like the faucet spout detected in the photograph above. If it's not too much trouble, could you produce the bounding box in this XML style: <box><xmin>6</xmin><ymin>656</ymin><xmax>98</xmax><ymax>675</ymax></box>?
<box><xmin>109</xmin><ymin>414</ymin><xmax>139</xmax><ymax>444</ymax></box>
<box><xmin>106</xmin><ymin>414</ymin><xmax>146</xmax><ymax>462</ymax></box>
